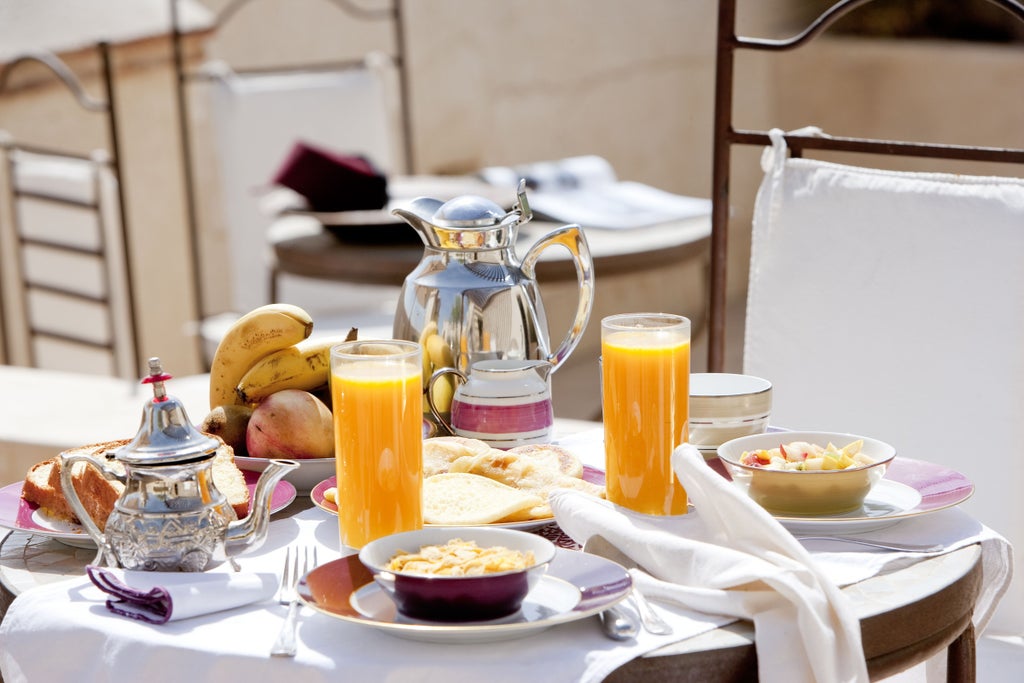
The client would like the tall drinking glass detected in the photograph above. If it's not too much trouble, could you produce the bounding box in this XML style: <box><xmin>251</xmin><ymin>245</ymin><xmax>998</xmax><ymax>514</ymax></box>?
<box><xmin>601</xmin><ymin>313</ymin><xmax>690</xmax><ymax>515</ymax></box>
<box><xmin>331</xmin><ymin>340</ymin><xmax>423</xmax><ymax>549</ymax></box>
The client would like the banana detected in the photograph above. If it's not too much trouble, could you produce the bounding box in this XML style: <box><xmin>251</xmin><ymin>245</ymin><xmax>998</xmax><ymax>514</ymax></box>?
<box><xmin>419</xmin><ymin>330</ymin><xmax>458</xmax><ymax>414</ymax></box>
<box><xmin>235</xmin><ymin>328</ymin><xmax>358</xmax><ymax>405</ymax></box>
<box><xmin>208</xmin><ymin>304</ymin><xmax>314</xmax><ymax>408</ymax></box>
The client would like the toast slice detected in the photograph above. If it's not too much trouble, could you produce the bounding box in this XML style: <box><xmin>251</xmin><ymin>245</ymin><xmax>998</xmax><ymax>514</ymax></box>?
<box><xmin>22</xmin><ymin>437</ymin><xmax>251</xmax><ymax>531</ymax></box>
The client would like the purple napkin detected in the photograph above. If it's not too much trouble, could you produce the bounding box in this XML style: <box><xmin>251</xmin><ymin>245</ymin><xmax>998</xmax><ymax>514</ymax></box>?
<box><xmin>86</xmin><ymin>565</ymin><xmax>278</xmax><ymax>624</ymax></box>
<box><xmin>271</xmin><ymin>141</ymin><xmax>388</xmax><ymax>212</ymax></box>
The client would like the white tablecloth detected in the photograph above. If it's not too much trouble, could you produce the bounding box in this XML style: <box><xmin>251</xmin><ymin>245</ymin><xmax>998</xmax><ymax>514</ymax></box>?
<box><xmin>0</xmin><ymin>428</ymin><xmax>1012</xmax><ymax>683</ymax></box>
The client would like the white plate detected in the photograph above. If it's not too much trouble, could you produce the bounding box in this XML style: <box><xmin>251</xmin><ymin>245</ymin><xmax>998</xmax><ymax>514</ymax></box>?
<box><xmin>309</xmin><ymin>465</ymin><xmax>606</xmax><ymax>532</ymax></box>
<box><xmin>234</xmin><ymin>455</ymin><xmax>335</xmax><ymax>494</ymax></box>
<box><xmin>298</xmin><ymin>548</ymin><xmax>632</xmax><ymax>643</ymax></box>
<box><xmin>773</xmin><ymin>480</ymin><xmax>922</xmax><ymax>534</ymax></box>
<box><xmin>0</xmin><ymin>469</ymin><xmax>297</xmax><ymax>548</ymax></box>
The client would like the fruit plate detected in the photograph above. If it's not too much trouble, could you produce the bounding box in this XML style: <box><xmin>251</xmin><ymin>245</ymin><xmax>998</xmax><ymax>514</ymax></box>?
<box><xmin>310</xmin><ymin>465</ymin><xmax>606</xmax><ymax>532</ymax></box>
<box><xmin>234</xmin><ymin>455</ymin><xmax>334</xmax><ymax>495</ymax></box>
<box><xmin>0</xmin><ymin>469</ymin><xmax>297</xmax><ymax>549</ymax></box>
<box><xmin>240</xmin><ymin>420</ymin><xmax>436</xmax><ymax>494</ymax></box>
<box><xmin>298</xmin><ymin>547</ymin><xmax>631</xmax><ymax>643</ymax></box>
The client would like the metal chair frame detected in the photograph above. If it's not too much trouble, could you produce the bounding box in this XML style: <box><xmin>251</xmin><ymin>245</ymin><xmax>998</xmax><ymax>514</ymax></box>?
<box><xmin>708</xmin><ymin>0</ymin><xmax>1024</xmax><ymax>372</ymax></box>
<box><xmin>0</xmin><ymin>43</ymin><xmax>140</xmax><ymax>377</ymax></box>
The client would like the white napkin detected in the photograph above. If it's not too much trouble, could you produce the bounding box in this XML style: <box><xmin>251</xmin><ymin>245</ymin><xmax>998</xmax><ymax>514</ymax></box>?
<box><xmin>550</xmin><ymin>443</ymin><xmax>868</xmax><ymax>683</ymax></box>
<box><xmin>85</xmin><ymin>565</ymin><xmax>277</xmax><ymax>624</ymax></box>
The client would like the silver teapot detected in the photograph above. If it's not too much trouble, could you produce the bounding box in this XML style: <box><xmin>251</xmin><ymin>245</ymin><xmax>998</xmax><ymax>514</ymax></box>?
<box><xmin>61</xmin><ymin>358</ymin><xmax>298</xmax><ymax>571</ymax></box>
<box><xmin>392</xmin><ymin>180</ymin><xmax>594</xmax><ymax>390</ymax></box>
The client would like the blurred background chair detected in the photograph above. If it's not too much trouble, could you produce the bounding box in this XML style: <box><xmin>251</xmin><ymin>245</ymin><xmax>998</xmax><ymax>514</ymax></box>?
<box><xmin>709</xmin><ymin>0</ymin><xmax>1024</xmax><ymax>677</ymax></box>
<box><xmin>170</xmin><ymin>0</ymin><xmax>412</xmax><ymax>364</ymax></box>
<box><xmin>0</xmin><ymin>43</ymin><xmax>140</xmax><ymax>380</ymax></box>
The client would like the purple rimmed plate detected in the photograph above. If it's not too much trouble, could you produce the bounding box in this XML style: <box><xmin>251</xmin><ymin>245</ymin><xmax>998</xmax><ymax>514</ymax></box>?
<box><xmin>310</xmin><ymin>465</ymin><xmax>606</xmax><ymax>532</ymax></box>
<box><xmin>709</xmin><ymin>456</ymin><xmax>974</xmax><ymax>533</ymax></box>
<box><xmin>297</xmin><ymin>547</ymin><xmax>632</xmax><ymax>643</ymax></box>
<box><xmin>0</xmin><ymin>468</ymin><xmax>296</xmax><ymax>548</ymax></box>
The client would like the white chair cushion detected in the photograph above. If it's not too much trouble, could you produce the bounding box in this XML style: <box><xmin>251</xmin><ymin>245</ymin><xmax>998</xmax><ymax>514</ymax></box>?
<box><xmin>744</xmin><ymin>128</ymin><xmax>1024</xmax><ymax>634</ymax></box>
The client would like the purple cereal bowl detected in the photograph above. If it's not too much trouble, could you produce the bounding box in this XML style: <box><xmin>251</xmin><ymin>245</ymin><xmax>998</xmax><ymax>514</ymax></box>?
<box><xmin>358</xmin><ymin>527</ymin><xmax>555</xmax><ymax>622</ymax></box>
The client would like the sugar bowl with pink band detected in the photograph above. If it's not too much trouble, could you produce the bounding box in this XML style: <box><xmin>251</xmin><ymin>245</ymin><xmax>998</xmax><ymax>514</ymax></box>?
<box><xmin>427</xmin><ymin>360</ymin><xmax>554</xmax><ymax>449</ymax></box>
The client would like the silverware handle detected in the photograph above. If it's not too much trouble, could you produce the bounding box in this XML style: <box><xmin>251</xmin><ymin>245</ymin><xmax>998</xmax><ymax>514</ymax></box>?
<box><xmin>796</xmin><ymin>536</ymin><xmax>943</xmax><ymax>553</ymax></box>
<box><xmin>270</xmin><ymin>600</ymin><xmax>301</xmax><ymax>657</ymax></box>
<box><xmin>631</xmin><ymin>589</ymin><xmax>673</xmax><ymax>635</ymax></box>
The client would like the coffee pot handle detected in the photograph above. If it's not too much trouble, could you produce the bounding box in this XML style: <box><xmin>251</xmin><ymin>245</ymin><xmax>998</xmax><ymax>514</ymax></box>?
<box><xmin>59</xmin><ymin>453</ymin><xmax>122</xmax><ymax>567</ymax></box>
<box><xmin>426</xmin><ymin>367</ymin><xmax>467</xmax><ymax>436</ymax></box>
<box><xmin>520</xmin><ymin>224</ymin><xmax>595</xmax><ymax>370</ymax></box>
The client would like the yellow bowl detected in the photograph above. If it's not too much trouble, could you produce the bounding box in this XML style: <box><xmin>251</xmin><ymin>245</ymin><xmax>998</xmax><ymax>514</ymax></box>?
<box><xmin>716</xmin><ymin>431</ymin><xmax>896</xmax><ymax>516</ymax></box>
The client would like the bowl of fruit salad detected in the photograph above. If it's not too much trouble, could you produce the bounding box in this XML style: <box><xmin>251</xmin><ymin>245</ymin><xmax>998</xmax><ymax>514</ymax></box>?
<box><xmin>716</xmin><ymin>431</ymin><xmax>896</xmax><ymax>516</ymax></box>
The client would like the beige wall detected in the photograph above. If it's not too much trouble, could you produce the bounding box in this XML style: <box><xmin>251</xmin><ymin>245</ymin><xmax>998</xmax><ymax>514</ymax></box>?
<box><xmin>2</xmin><ymin>1</ymin><xmax>1022</xmax><ymax>380</ymax></box>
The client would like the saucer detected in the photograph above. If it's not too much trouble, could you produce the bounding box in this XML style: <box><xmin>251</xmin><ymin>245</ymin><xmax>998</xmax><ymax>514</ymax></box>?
<box><xmin>298</xmin><ymin>547</ymin><xmax>631</xmax><ymax>643</ymax></box>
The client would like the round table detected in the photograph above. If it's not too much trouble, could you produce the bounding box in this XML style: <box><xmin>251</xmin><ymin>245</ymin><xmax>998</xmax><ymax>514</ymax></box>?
<box><xmin>0</xmin><ymin>505</ymin><xmax>984</xmax><ymax>682</ymax></box>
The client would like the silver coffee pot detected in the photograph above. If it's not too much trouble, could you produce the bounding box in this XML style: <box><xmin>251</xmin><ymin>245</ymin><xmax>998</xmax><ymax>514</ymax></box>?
<box><xmin>61</xmin><ymin>358</ymin><xmax>298</xmax><ymax>571</ymax></box>
<box><xmin>392</xmin><ymin>180</ymin><xmax>594</xmax><ymax>403</ymax></box>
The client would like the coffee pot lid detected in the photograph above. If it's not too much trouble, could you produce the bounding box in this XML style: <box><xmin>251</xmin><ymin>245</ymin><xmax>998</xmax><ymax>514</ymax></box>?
<box><xmin>113</xmin><ymin>358</ymin><xmax>219</xmax><ymax>465</ymax></box>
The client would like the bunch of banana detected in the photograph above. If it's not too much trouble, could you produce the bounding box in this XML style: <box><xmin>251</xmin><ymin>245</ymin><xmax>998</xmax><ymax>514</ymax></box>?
<box><xmin>419</xmin><ymin>322</ymin><xmax>457</xmax><ymax>414</ymax></box>
<box><xmin>235</xmin><ymin>327</ymin><xmax>358</xmax><ymax>404</ymax></box>
<box><xmin>208</xmin><ymin>304</ymin><xmax>315</xmax><ymax>408</ymax></box>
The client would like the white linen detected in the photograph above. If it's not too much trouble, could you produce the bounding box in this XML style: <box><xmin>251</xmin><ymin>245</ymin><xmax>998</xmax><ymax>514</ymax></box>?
<box><xmin>744</xmin><ymin>128</ymin><xmax>1024</xmax><ymax>633</ymax></box>
<box><xmin>552</xmin><ymin>444</ymin><xmax>867</xmax><ymax>683</ymax></box>
<box><xmin>0</xmin><ymin>507</ymin><xmax>723</xmax><ymax>683</ymax></box>
<box><xmin>86</xmin><ymin>566</ymin><xmax>277</xmax><ymax>623</ymax></box>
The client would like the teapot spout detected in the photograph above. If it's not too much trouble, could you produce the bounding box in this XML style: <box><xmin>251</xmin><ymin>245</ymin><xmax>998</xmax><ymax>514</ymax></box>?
<box><xmin>225</xmin><ymin>459</ymin><xmax>299</xmax><ymax>559</ymax></box>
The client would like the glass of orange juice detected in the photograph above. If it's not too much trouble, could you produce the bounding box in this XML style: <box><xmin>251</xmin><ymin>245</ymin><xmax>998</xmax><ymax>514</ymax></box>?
<box><xmin>331</xmin><ymin>340</ymin><xmax>423</xmax><ymax>549</ymax></box>
<box><xmin>601</xmin><ymin>313</ymin><xmax>690</xmax><ymax>515</ymax></box>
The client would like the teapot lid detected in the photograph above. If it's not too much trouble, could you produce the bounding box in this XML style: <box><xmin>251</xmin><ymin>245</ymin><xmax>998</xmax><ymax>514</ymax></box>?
<box><xmin>113</xmin><ymin>358</ymin><xmax>219</xmax><ymax>466</ymax></box>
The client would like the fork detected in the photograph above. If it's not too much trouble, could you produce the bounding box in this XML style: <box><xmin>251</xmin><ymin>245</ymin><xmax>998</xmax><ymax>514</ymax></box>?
<box><xmin>270</xmin><ymin>545</ymin><xmax>317</xmax><ymax>657</ymax></box>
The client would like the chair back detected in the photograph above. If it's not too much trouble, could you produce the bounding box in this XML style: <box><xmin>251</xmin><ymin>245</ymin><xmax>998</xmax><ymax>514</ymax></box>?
<box><xmin>0</xmin><ymin>45</ymin><xmax>140</xmax><ymax>380</ymax></box>
<box><xmin>710</xmin><ymin>0</ymin><xmax>1024</xmax><ymax>637</ymax></box>
<box><xmin>170</xmin><ymin>0</ymin><xmax>411</xmax><ymax>362</ymax></box>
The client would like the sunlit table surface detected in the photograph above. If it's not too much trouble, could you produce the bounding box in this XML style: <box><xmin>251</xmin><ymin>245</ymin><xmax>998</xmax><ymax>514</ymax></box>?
<box><xmin>0</xmin><ymin>422</ymin><xmax>996</xmax><ymax>683</ymax></box>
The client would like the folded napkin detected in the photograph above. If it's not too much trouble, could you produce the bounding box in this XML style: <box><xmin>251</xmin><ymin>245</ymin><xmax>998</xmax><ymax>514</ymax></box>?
<box><xmin>550</xmin><ymin>443</ymin><xmax>868</xmax><ymax>683</ymax></box>
<box><xmin>271</xmin><ymin>141</ymin><xmax>388</xmax><ymax>212</ymax></box>
<box><xmin>86</xmin><ymin>565</ymin><xmax>277</xmax><ymax>624</ymax></box>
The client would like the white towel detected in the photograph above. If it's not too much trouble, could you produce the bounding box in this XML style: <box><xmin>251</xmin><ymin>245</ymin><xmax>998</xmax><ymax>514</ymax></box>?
<box><xmin>550</xmin><ymin>443</ymin><xmax>868</xmax><ymax>683</ymax></box>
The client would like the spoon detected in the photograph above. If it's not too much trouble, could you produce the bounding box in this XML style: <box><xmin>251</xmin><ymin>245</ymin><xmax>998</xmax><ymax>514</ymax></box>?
<box><xmin>584</xmin><ymin>535</ymin><xmax>674</xmax><ymax>636</ymax></box>
<box><xmin>795</xmin><ymin>536</ymin><xmax>944</xmax><ymax>553</ymax></box>
<box><xmin>597</xmin><ymin>603</ymin><xmax>639</xmax><ymax>641</ymax></box>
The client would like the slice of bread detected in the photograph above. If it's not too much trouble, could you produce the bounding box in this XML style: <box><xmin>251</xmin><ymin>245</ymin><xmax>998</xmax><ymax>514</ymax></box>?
<box><xmin>423</xmin><ymin>472</ymin><xmax>543</xmax><ymax>525</ymax></box>
<box><xmin>422</xmin><ymin>436</ymin><xmax>493</xmax><ymax>478</ymax></box>
<box><xmin>21</xmin><ymin>436</ymin><xmax>251</xmax><ymax>531</ymax></box>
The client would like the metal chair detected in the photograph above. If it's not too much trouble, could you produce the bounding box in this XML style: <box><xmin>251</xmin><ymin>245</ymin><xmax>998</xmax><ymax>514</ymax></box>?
<box><xmin>708</xmin><ymin>1</ymin><xmax>1024</xmax><ymax>680</ymax></box>
<box><xmin>0</xmin><ymin>43</ymin><xmax>140</xmax><ymax>380</ymax></box>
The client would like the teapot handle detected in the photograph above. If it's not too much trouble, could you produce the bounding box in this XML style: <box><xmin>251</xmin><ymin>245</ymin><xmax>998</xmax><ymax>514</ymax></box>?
<box><xmin>59</xmin><ymin>453</ymin><xmax>123</xmax><ymax>567</ymax></box>
<box><xmin>520</xmin><ymin>224</ymin><xmax>595</xmax><ymax>370</ymax></box>
<box><xmin>426</xmin><ymin>367</ymin><xmax>467</xmax><ymax>436</ymax></box>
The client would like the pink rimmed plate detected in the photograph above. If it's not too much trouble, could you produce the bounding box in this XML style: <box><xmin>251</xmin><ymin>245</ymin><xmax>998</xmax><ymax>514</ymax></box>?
<box><xmin>309</xmin><ymin>466</ymin><xmax>605</xmax><ymax>532</ymax></box>
<box><xmin>710</xmin><ymin>456</ymin><xmax>974</xmax><ymax>534</ymax></box>
<box><xmin>0</xmin><ymin>468</ymin><xmax>296</xmax><ymax>548</ymax></box>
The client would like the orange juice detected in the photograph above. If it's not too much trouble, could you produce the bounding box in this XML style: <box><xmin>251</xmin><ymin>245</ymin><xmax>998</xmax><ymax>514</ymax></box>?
<box><xmin>602</xmin><ymin>316</ymin><xmax>690</xmax><ymax>515</ymax></box>
<box><xmin>331</xmin><ymin>342</ymin><xmax>423</xmax><ymax>548</ymax></box>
